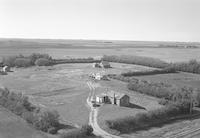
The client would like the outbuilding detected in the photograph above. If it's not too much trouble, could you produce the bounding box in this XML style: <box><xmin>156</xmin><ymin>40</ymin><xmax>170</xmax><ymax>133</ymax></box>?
<box><xmin>2</xmin><ymin>66</ymin><xmax>10</xmax><ymax>72</ymax></box>
<box><xmin>100</xmin><ymin>61</ymin><xmax>111</xmax><ymax>68</ymax></box>
<box><xmin>107</xmin><ymin>91</ymin><xmax>130</xmax><ymax>106</ymax></box>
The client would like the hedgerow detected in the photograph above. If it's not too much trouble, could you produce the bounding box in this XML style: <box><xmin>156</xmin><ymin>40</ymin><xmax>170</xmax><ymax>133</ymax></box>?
<box><xmin>2</xmin><ymin>53</ymin><xmax>52</xmax><ymax>67</ymax></box>
<box><xmin>106</xmin><ymin>101</ymin><xmax>190</xmax><ymax>133</ymax></box>
<box><xmin>102</xmin><ymin>55</ymin><xmax>169</xmax><ymax>68</ymax></box>
<box><xmin>121</xmin><ymin>67</ymin><xmax>176</xmax><ymax>77</ymax></box>
<box><xmin>169</xmin><ymin>59</ymin><xmax>200</xmax><ymax>74</ymax></box>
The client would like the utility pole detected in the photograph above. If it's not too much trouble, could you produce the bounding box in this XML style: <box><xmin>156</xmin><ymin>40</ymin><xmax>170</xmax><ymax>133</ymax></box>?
<box><xmin>189</xmin><ymin>88</ymin><xmax>193</xmax><ymax>114</ymax></box>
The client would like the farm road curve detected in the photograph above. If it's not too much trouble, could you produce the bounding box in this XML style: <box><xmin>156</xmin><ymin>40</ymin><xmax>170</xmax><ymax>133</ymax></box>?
<box><xmin>86</xmin><ymin>81</ymin><xmax>122</xmax><ymax>138</ymax></box>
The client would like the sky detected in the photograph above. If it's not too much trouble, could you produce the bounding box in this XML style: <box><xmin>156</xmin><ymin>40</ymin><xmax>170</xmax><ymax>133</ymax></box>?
<box><xmin>0</xmin><ymin>0</ymin><xmax>199</xmax><ymax>42</ymax></box>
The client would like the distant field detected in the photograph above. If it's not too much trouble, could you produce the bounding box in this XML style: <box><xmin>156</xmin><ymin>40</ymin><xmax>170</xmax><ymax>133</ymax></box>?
<box><xmin>0</xmin><ymin>39</ymin><xmax>200</xmax><ymax>62</ymax></box>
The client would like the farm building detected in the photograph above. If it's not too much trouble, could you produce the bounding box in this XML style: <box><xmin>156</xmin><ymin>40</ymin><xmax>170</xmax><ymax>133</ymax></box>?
<box><xmin>96</xmin><ymin>91</ymin><xmax>130</xmax><ymax>106</ymax></box>
<box><xmin>96</xmin><ymin>93</ymin><xmax>109</xmax><ymax>103</ymax></box>
<box><xmin>2</xmin><ymin>66</ymin><xmax>10</xmax><ymax>72</ymax></box>
<box><xmin>99</xmin><ymin>61</ymin><xmax>111</xmax><ymax>68</ymax></box>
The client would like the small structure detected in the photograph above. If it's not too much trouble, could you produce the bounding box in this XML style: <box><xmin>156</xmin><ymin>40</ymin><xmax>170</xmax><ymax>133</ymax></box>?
<box><xmin>2</xmin><ymin>66</ymin><xmax>10</xmax><ymax>72</ymax></box>
<box><xmin>100</xmin><ymin>61</ymin><xmax>111</xmax><ymax>68</ymax></box>
<box><xmin>96</xmin><ymin>93</ymin><xmax>109</xmax><ymax>104</ymax></box>
<box><xmin>96</xmin><ymin>91</ymin><xmax>130</xmax><ymax>106</ymax></box>
<box><xmin>90</xmin><ymin>73</ymin><xmax>109</xmax><ymax>80</ymax></box>
<box><xmin>92</xmin><ymin>63</ymin><xmax>101</xmax><ymax>68</ymax></box>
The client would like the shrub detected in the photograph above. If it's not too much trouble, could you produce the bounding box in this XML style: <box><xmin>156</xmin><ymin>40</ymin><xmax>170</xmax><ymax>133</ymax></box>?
<box><xmin>34</xmin><ymin>110</ymin><xmax>60</xmax><ymax>132</ymax></box>
<box><xmin>14</xmin><ymin>58</ymin><xmax>32</xmax><ymax>67</ymax></box>
<box><xmin>29</xmin><ymin>53</ymin><xmax>52</xmax><ymax>65</ymax></box>
<box><xmin>59</xmin><ymin>125</ymin><xmax>93</xmax><ymax>138</ymax></box>
<box><xmin>35</xmin><ymin>58</ymin><xmax>51</xmax><ymax>66</ymax></box>
<box><xmin>80</xmin><ymin>125</ymin><xmax>93</xmax><ymax>136</ymax></box>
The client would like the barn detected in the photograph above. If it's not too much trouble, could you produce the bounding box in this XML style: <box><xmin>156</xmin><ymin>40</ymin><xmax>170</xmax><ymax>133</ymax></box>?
<box><xmin>107</xmin><ymin>91</ymin><xmax>130</xmax><ymax>106</ymax></box>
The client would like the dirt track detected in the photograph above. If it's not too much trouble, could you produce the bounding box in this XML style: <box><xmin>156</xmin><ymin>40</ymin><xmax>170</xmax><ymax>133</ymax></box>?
<box><xmin>86</xmin><ymin>81</ymin><xmax>122</xmax><ymax>138</ymax></box>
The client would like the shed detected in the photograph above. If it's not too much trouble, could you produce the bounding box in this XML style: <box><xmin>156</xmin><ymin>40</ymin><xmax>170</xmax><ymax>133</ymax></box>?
<box><xmin>96</xmin><ymin>93</ymin><xmax>109</xmax><ymax>104</ymax></box>
<box><xmin>100</xmin><ymin>61</ymin><xmax>111</xmax><ymax>68</ymax></box>
<box><xmin>2</xmin><ymin>66</ymin><xmax>10</xmax><ymax>72</ymax></box>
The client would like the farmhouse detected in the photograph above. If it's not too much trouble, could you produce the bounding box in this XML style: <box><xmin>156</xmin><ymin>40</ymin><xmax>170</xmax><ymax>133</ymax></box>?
<box><xmin>96</xmin><ymin>91</ymin><xmax>130</xmax><ymax>106</ymax></box>
<box><xmin>100</xmin><ymin>61</ymin><xmax>111</xmax><ymax>68</ymax></box>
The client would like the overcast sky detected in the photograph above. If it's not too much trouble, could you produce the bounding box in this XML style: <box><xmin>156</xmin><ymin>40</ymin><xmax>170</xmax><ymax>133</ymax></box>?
<box><xmin>0</xmin><ymin>0</ymin><xmax>199</xmax><ymax>42</ymax></box>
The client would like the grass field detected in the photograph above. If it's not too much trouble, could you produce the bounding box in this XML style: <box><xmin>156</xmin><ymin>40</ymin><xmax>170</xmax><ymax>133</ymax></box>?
<box><xmin>0</xmin><ymin>62</ymin><xmax>153</xmax><ymax>127</ymax></box>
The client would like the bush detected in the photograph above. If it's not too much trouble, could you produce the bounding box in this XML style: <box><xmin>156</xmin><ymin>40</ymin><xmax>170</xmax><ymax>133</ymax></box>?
<box><xmin>59</xmin><ymin>125</ymin><xmax>93</xmax><ymax>138</ymax></box>
<box><xmin>80</xmin><ymin>125</ymin><xmax>93</xmax><ymax>136</ymax></box>
<box><xmin>14</xmin><ymin>58</ymin><xmax>32</xmax><ymax>67</ymax></box>
<box><xmin>33</xmin><ymin>110</ymin><xmax>60</xmax><ymax>132</ymax></box>
<box><xmin>29</xmin><ymin>53</ymin><xmax>52</xmax><ymax>65</ymax></box>
<box><xmin>35</xmin><ymin>58</ymin><xmax>51</xmax><ymax>66</ymax></box>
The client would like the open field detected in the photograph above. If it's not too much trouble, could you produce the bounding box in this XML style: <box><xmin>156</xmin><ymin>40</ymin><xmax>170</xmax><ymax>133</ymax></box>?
<box><xmin>1</xmin><ymin>39</ymin><xmax>200</xmax><ymax>62</ymax></box>
<box><xmin>0</xmin><ymin>62</ymin><xmax>154</xmax><ymax>132</ymax></box>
